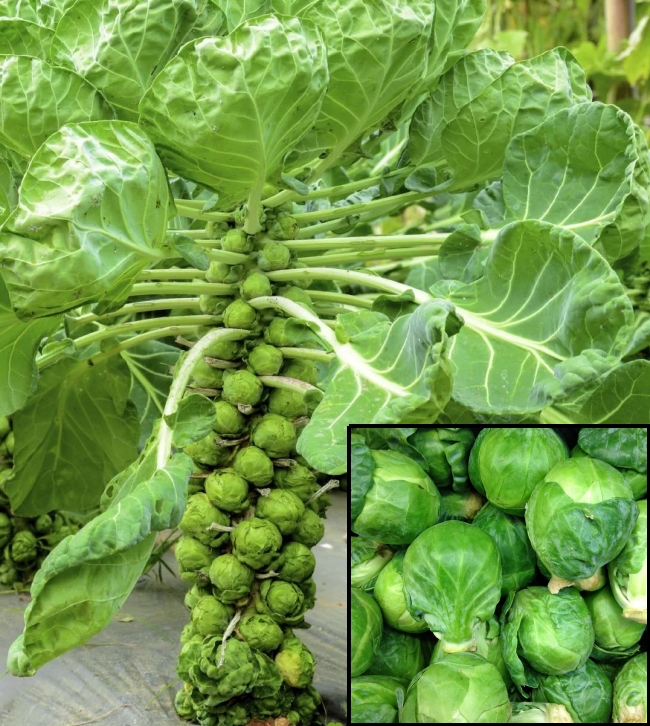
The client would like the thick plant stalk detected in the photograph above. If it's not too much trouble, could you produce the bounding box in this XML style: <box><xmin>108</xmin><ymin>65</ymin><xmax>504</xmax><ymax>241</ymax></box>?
<box><xmin>173</xmin><ymin>221</ymin><xmax>334</xmax><ymax>726</ymax></box>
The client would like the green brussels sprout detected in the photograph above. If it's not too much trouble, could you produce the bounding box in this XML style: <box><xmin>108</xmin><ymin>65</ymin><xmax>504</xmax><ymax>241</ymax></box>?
<box><xmin>248</xmin><ymin>344</ymin><xmax>283</xmax><ymax>376</ymax></box>
<box><xmin>0</xmin><ymin>560</ymin><xmax>18</xmax><ymax>587</ymax></box>
<box><xmin>213</xmin><ymin>400</ymin><xmax>246</xmax><ymax>436</ymax></box>
<box><xmin>291</xmin><ymin>509</ymin><xmax>325</xmax><ymax>548</ymax></box>
<box><xmin>258</xmin><ymin>242</ymin><xmax>291</xmax><ymax>271</ymax></box>
<box><xmin>0</xmin><ymin>512</ymin><xmax>12</xmax><ymax>548</ymax></box>
<box><xmin>175</xmin><ymin>536</ymin><xmax>213</xmax><ymax>584</ymax></box>
<box><xmin>179</xmin><ymin>493</ymin><xmax>230</xmax><ymax>547</ymax></box>
<box><xmin>256</xmin><ymin>489</ymin><xmax>305</xmax><ymax>535</ymax></box>
<box><xmin>238</xmin><ymin>614</ymin><xmax>285</xmax><ymax>652</ymax></box>
<box><xmin>191</xmin><ymin>595</ymin><xmax>235</xmax><ymax>637</ymax></box>
<box><xmin>307</xmin><ymin>491</ymin><xmax>331</xmax><ymax>516</ymax></box>
<box><xmin>612</xmin><ymin>652</ymin><xmax>647</xmax><ymax>723</ymax></box>
<box><xmin>274</xmin><ymin>464</ymin><xmax>319</xmax><ymax>502</ymax></box>
<box><xmin>275</xmin><ymin>637</ymin><xmax>316</xmax><ymax>687</ymax></box>
<box><xmin>34</xmin><ymin>514</ymin><xmax>54</xmax><ymax>534</ymax></box>
<box><xmin>199</xmin><ymin>295</ymin><xmax>230</xmax><ymax>315</ymax></box>
<box><xmin>241</xmin><ymin>271</ymin><xmax>272</xmax><ymax>301</ymax></box>
<box><xmin>252</xmin><ymin>414</ymin><xmax>297</xmax><ymax>459</ymax></box>
<box><xmin>222</xmin><ymin>229</ymin><xmax>253</xmax><ymax>254</ymax></box>
<box><xmin>223</xmin><ymin>299</ymin><xmax>258</xmax><ymax>330</ymax></box>
<box><xmin>183</xmin><ymin>434</ymin><xmax>229</xmax><ymax>467</ymax></box>
<box><xmin>0</xmin><ymin>417</ymin><xmax>10</xmax><ymax>440</ymax></box>
<box><xmin>3</xmin><ymin>431</ymin><xmax>14</xmax><ymax>456</ymax></box>
<box><xmin>257</xmin><ymin>579</ymin><xmax>307</xmax><ymax>626</ymax></box>
<box><xmin>179</xmin><ymin>621</ymin><xmax>201</xmax><ymax>645</ymax></box>
<box><xmin>268</xmin><ymin>212</ymin><xmax>299</xmax><ymax>241</ymax></box>
<box><xmin>264</xmin><ymin>318</ymin><xmax>320</xmax><ymax>349</ymax></box>
<box><xmin>267</xmin><ymin>388</ymin><xmax>307</xmax><ymax>418</ymax></box>
<box><xmin>44</xmin><ymin>523</ymin><xmax>77</xmax><ymax>549</ymax></box>
<box><xmin>298</xmin><ymin>577</ymin><xmax>317</xmax><ymax>610</ymax></box>
<box><xmin>232</xmin><ymin>517</ymin><xmax>282</xmax><ymax>569</ymax></box>
<box><xmin>272</xmin><ymin>541</ymin><xmax>316</xmax><ymax>583</ymax></box>
<box><xmin>203</xmin><ymin>338</ymin><xmax>243</xmax><ymax>361</ymax></box>
<box><xmin>209</xmin><ymin>553</ymin><xmax>255</xmax><ymax>602</ymax></box>
<box><xmin>233</xmin><ymin>446</ymin><xmax>274</xmax><ymax>486</ymax></box>
<box><xmin>282</xmin><ymin>359</ymin><xmax>318</xmax><ymax>386</ymax></box>
<box><xmin>184</xmin><ymin>582</ymin><xmax>212</xmax><ymax>611</ymax></box>
<box><xmin>206</xmin><ymin>261</ymin><xmax>244</xmax><ymax>284</ymax></box>
<box><xmin>205</xmin><ymin>468</ymin><xmax>250</xmax><ymax>513</ymax></box>
<box><xmin>190</xmin><ymin>359</ymin><xmax>224</xmax><ymax>389</ymax></box>
<box><xmin>277</xmin><ymin>286</ymin><xmax>313</xmax><ymax>310</ymax></box>
<box><xmin>292</xmin><ymin>686</ymin><xmax>321</xmax><ymax>723</ymax></box>
<box><xmin>222</xmin><ymin>370</ymin><xmax>264</xmax><ymax>407</ymax></box>
<box><xmin>10</xmin><ymin>530</ymin><xmax>38</xmax><ymax>568</ymax></box>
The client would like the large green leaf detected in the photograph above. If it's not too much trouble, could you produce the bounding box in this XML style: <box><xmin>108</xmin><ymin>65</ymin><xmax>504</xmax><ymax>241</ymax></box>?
<box><xmin>501</xmin><ymin>103</ymin><xmax>650</xmax><ymax>265</ymax></box>
<box><xmin>0</xmin><ymin>121</ymin><xmax>174</xmax><ymax>319</ymax></box>
<box><xmin>441</xmin><ymin>48</ymin><xmax>591</xmax><ymax>188</ymax></box>
<box><xmin>298</xmin><ymin>300</ymin><xmax>460</xmax><ymax>474</ymax></box>
<box><xmin>0</xmin><ymin>19</ymin><xmax>55</xmax><ymax>57</ymax></box>
<box><xmin>7</xmin><ymin>446</ymin><xmax>192</xmax><ymax>676</ymax></box>
<box><xmin>286</xmin><ymin>0</ymin><xmax>434</xmax><ymax>169</ymax></box>
<box><xmin>437</xmin><ymin>221</ymin><xmax>634</xmax><ymax>415</ymax></box>
<box><xmin>5</xmin><ymin>356</ymin><xmax>140</xmax><ymax>515</ymax></box>
<box><xmin>50</xmin><ymin>0</ymin><xmax>199</xmax><ymax>120</ymax></box>
<box><xmin>0</xmin><ymin>277</ymin><xmax>60</xmax><ymax>417</ymax></box>
<box><xmin>0</xmin><ymin>55</ymin><xmax>114</xmax><ymax>160</ymax></box>
<box><xmin>407</xmin><ymin>48</ymin><xmax>514</xmax><ymax>170</ymax></box>
<box><xmin>139</xmin><ymin>15</ymin><xmax>328</xmax><ymax>209</ymax></box>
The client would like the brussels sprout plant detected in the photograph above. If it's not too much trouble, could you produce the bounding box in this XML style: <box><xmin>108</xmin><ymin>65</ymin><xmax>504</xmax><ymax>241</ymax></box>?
<box><xmin>352</xmin><ymin>426</ymin><xmax>647</xmax><ymax>723</ymax></box>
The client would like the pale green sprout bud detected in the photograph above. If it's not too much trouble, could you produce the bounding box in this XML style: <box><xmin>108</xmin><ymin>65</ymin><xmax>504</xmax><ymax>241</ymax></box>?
<box><xmin>268</xmin><ymin>388</ymin><xmax>308</xmax><ymax>418</ymax></box>
<box><xmin>223</xmin><ymin>299</ymin><xmax>258</xmax><ymax>330</ymax></box>
<box><xmin>179</xmin><ymin>493</ymin><xmax>230</xmax><ymax>547</ymax></box>
<box><xmin>272</xmin><ymin>541</ymin><xmax>316</xmax><ymax>583</ymax></box>
<box><xmin>191</xmin><ymin>595</ymin><xmax>234</xmax><ymax>637</ymax></box>
<box><xmin>184</xmin><ymin>583</ymin><xmax>212</xmax><ymax>611</ymax></box>
<box><xmin>277</xmin><ymin>286</ymin><xmax>313</xmax><ymax>310</ymax></box>
<box><xmin>199</xmin><ymin>295</ymin><xmax>229</xmax><ymax>315</ymax></box>
<box><xmin>258</xmin><ymin>242</ymin><xmax>291</xmax><ymax>271</ymax></box>
<box><xmin>206</xmin><ymin>261</ymin><xmax>243</xmax><ymax>284</ymax></box>
<box><xmin>11</xmin><ymin>530</ymin><xmax>38</xmax><ymax>568</ymax></box>
<box><xmin>205</xmin><ymin>468</ymin><xmax>250</xmax><ymax>512</ymax></box>
<box><xmin>248</xmin><ymin>344</ymin><xmax>283</xmax><ymax>376</ymax></box>
<box><xmin>183</xmin><ymin>434</ymin><xmax>229</xmax><ymax>467</ymax></box>
<box><xmin>252</xmin><ymin>413</ymin><xmax>297</xmax><ymax>458</ymax></box>
<box><xmin>203</xmin><ymin>338</ymin><xmax>242</xmax><ymax>361</ymax></box>
<box><xmin>256</xmin><ymin>489</ymin><xmax>305</xmax><ymax>535</ymax></box>
<box><xmin>241</xmin><ymin>271</ymin><xmax>272</xmax><ymax>300</ymax></box>
<box><xmin>238</xmin><ymin>614</ymin><xmax>284</xmax><ymax>652</ymax></box>
<box><xmin>233</xmin><ymin>446</ymin><xmax>274</xmax><ymax>486</ymax></box>
<box><xmin>213</xmin><ymin>400</ymin><xmax>246</xmax><ymax>435</ymax></box>
<box><xmin>0</xmin><ymin>512</ymin><xmax>12</xmax><ymax>548</ymax></box>
<box><xmin>222</xmin><ymin>369</ymin><xmax>264</xmax><ymax>407</ymax></box>
<box><xmin>231</xmin><ymin>517</ymin><xmax>282</xmax><ymax>569</ymax></box>
<box><xmin>274</xmin><ymin>464</ymin><xmax>319</xmax><ymax>501</ymax></box>
<box><xmin>257</xmin><ymin>579</ymin><xmax>307</xmax><ymax>626</ymax></box>
<box><xmin>190</xmin><ymin>358</ymin><xmax>224</xmax><ymax>389</ymax></box>
<box><xmin>275</xmin><ymin>637</ymin><xmax>316</xmax><ymax>687</ymax></box>
<box><xmin>222</xmin><ymin>229</ymin><xmax>253</xmax><ymax>254</ymax></box>
<box><xmin>209</xmin><ymin>553</ymin><xmax>255</xmax><ymax>602</ymax></box>
<box><xmin>175</xmin><ymin>536</ymin><xmax>213</xmax><ymax>583</ymax></box>
<box><xmin>282</xmin><ymin>359</ymin><xmax>319</xmax><ymax>386</ymax></box>
<box><xmin>291</xmin><ymin>509</ymin><xmax>325</xmax><ymax>547</ymax></box>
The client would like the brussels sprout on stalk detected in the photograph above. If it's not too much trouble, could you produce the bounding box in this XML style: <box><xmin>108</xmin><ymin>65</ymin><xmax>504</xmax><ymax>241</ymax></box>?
<box><xmin>209</xmin><ymin>554</ymin><xmax>255</xmax><ymax>603</ymax></box>
<box><xmin>248</xmin><ymin>344</ymin><xmax>283</xmax><ymax>376</ymax></box>
<box><xmin>233</xmin><ymin>446</ymin><xmax>274</xmax><ymax>486</ymax></box>
<box><xmin>291</xmin><ymin>509</ymin><xmax>325</xmax><ymax>547</ymax></box>
<box><xmin>205</xmin><ymin>468</ymin><xmax>250</xmax><ymax>513</ymax></box>
<box><xmin>213</xmin><ymin>400</ymin><xmax>246</xmax><ymax>436</ymax></box>
<box><xmin>238</xmin><ymin>614</ymin><xmax>285</xmax><ymax>652</ymax></box>
<box><xmin>271</xmin><ymin>541</ymin><xmax>316</xmax><ymax>583</ymax></box>
<box><xmin>275</xmin><ymin>637</ymin><xmax>315</xmax><ymax>687</ymax></box>
<box><xmin>232</xmin><ymin>517</ymin><xmax>282</xmax><ymax>569</ymax></box>
<box><xmin>257</xmin><ymin>579</ymin><xmax>307</xmax><ymax>626</ymax></box>
<box><xmin>252</xmin><ymin>414</ymin><xmax>297</xmax><ymax>458</ymax></box>
<box><xmin>179</xmin><ymin>493</ymin><xmax>230</xmax><ymax>548</ymax></box>
<box><xmin>222</xmin><ymin>369</ymin><xmax>264</xmax><ymax>407</ymax></box>
<box><xmin>256</xmin><ymin>489</ymin><xmax>305</xmax><ymax>535</ymax></box>
<box><xmin>175</xmin><ymin>537</ymin><xmax>213</xmax><ymax>584</ymax></box>
<box><xmin>241</xmin><ymin>271</ymin><xmax>272</xmax><ymax>300</ymax></box>
<box><xmin>223</xmin><ymin>299</ymin><xmax>258</xmax><ymax>330</ymax></box>
<box><xmin>191</xmin><ymin>595</ymin><xmax>235</xmax><ymax>637</ymax></box>
<box><xmin>10</xmin><ymin>530</ymin><xmax>38</xmax><ymax>568</ymax></box>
